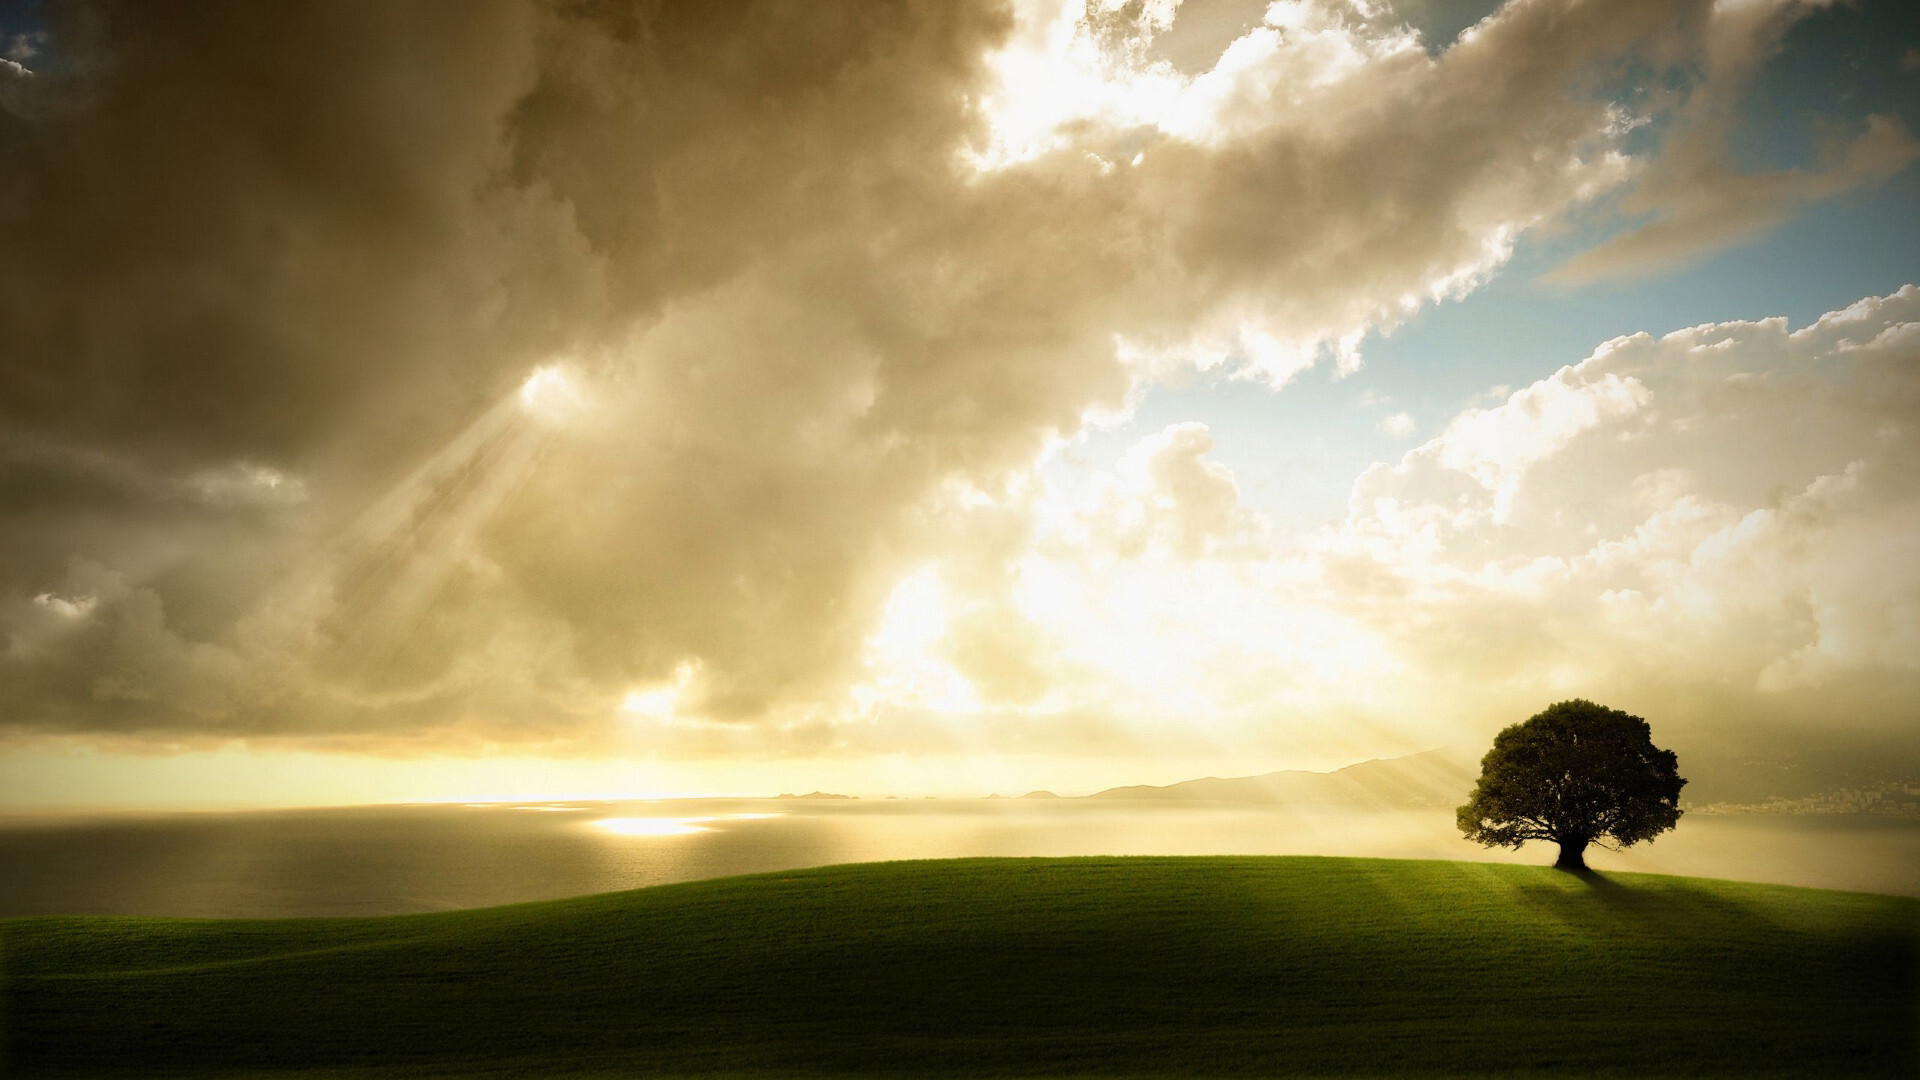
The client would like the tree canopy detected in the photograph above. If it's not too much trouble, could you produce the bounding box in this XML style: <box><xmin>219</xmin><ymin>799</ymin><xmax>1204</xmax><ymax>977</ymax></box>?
<box><xmin>1456</xmin><ymin>699</ymin><xmax>1685</xmax><ymax>871</ymax></box>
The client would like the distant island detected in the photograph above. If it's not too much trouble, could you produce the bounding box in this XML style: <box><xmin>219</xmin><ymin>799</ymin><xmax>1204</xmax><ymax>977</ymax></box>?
<box><xmin>1693</xmin><ymin>785</ymin><xmax>1920</xmax><ymax>818</ymax></box>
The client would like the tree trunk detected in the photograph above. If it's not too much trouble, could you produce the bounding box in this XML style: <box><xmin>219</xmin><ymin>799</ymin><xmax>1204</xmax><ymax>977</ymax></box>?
<box><xmin>1554</xmin><ymin>837</ymin><xmax>1589</xmax><ymax>871</ymax></box>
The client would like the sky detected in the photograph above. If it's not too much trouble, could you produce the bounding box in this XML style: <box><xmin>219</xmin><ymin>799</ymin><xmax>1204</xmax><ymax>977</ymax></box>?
<box><xmin>0</xmin><ymin>0</ymin><xmax>1916</xmax><ymax>807</ymax></box>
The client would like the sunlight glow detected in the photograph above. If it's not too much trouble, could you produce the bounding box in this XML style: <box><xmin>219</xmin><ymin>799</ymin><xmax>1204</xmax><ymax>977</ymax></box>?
<box><xmin>966</xmin><ymin>0</ymin><xmax>1427</xmax><ymax>171</ymax></box>
<box><xmin>589</xmin><ymin>812</ymin><xmax>783</xmax><ymax>837</ymax></box>
<box><xmin>294</xmin><ymin>389</ymin><xmax>551</xmax><ymax>673</ymax></box>
<box><xmin>591</xmin><ymin>816</ymin><xmax>712</xmax><ymax>836</ymax></box>
<box><xmin>518</xmin><ymin>364</ymin><xmax>585</xmax><ymax>423</ymax></box>
<box><xmin>620</xmin><ymin>688</ymin><xmax>678</xmax><ymax>718</ymax></box>
<box><xmin>967</xmin><ymin>0</ymin><xmax>1185</xmax><ymax>170</ymax></box>
<box><xmin>856</xmin><ymin>568</ymin><xmax>984</xmax><ymax>716</ymax></box>
<box><xmin>621</xmin><ymin>661</ymin><xmax>700</xmax><ymax>721</ymax></box>
<box><xmin>32</xmin><ymin>591</ymin><xmax>95</xmax><ymax>619</ymax></box>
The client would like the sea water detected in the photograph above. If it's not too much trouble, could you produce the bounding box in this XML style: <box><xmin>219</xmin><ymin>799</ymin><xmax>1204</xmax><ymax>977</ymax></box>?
<box><xmin>1</xmin><ymin>799</ymin><xmax>1914</xmax><ymax>917</ymax></box>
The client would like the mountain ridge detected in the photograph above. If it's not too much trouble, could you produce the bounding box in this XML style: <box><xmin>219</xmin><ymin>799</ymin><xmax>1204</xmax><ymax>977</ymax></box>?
<box><xmin>1083</xmin><ymin>748</ymin><xmax>1475</xmax><ymax>807</ymax></box>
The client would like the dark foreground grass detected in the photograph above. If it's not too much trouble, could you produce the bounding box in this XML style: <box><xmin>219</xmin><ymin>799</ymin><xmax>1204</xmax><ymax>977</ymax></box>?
<box><xmin>2</xmin><ymin>856</ymin><xmax>1915</xmax><ymax>1078</ymax></box>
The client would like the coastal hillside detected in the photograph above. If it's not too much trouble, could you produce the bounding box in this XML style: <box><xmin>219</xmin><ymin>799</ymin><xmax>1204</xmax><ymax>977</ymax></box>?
<box><xmin>1086</xmin><ymin>748</ymin><xmax>1475</xmax><ymax>806</ymax></box>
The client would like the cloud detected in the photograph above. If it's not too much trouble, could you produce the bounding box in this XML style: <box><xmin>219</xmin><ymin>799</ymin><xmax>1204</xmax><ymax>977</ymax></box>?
<box><xmin>1317</xmin><ymin>287</ymin><xmax>1920</xmax><ymax>750</ymax></box>
<box><xmin>1376</xmin><ymin>411</ymin><xmax>1416</xmax><ymax>437</ymax></box>
<box><xmin>1086</xmin><ymin>422</ymin><xmax>1251</xmax><ymax>558</ymax></box>
<box><xmin>853</xmin><ymin>286</ymin><xmax>1920</xmax><ymax>774</ymax></box>
<box><xmin>4</xmin><ymin>33</ymin><xmax>40</xmax><ymax>63</ymax></box>
<box><xmin>1103</xmin><ymin>0</ymin><xmax>1696</xmax><ymax>383</ymax></box>
<box><xmin>1551</xmin><ymin>0</ymin><xmax>1920</xmax><ymax>284</ymax></box>
<box><xmin>1555</xmin><ymin>116</ymin><xmax>1920</xmax><ymax>284</ymax></box>
<box><xmin>1428</xmin><ymin>361</ymin><xmax>1651</xmax><ymax>522</ymax></box>
<box><xmin>5</xmin><ymin>0</ymin><xmax>1879</xmax><ymax>762</ymax></box>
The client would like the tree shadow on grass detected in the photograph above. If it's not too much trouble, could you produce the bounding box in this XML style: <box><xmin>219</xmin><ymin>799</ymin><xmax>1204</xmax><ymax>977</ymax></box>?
<box><xmin>1512</xmin><ymin>865</ymin><xmax>1760</xmax><ymax>934</ymax></box>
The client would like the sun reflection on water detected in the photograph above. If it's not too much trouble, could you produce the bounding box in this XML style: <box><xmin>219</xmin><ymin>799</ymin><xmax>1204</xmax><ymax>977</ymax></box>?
<box><xmin>588</xmin><ymin>812</ymin><xmax>784</xmax><ymax>837</ymax></box>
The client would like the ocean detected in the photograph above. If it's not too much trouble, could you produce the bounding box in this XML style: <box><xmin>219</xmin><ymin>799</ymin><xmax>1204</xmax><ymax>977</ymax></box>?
<box><xmin>2</xmin><ymin>799</ymin><xmax>1914</xmax><ymax>917</ymax></box>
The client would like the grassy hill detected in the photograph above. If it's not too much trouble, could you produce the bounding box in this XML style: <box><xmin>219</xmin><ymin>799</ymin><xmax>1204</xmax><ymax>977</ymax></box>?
<box><xmin>3</xmin><ymin>856</ymin><xmax>1914</xmax><ymax>1078</ymax></box>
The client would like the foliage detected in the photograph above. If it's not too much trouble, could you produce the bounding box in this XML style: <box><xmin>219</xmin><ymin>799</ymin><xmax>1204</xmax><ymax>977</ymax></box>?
<box><xmin>1458</xmin><ymin>699</ymin><xmax>1686</xmax><ymax>868</ymax></box>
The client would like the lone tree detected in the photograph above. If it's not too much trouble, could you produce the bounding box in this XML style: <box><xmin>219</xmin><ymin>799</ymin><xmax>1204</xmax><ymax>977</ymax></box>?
<box><xmin>1457</xmin><ymin>699</ymin><xmax>1685</xmax><ymax>871</ymax></box>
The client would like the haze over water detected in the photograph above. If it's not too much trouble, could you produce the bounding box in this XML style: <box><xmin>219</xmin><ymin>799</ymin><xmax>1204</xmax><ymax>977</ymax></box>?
<box><xmin>3</xmin><ymin>801</ymin><xmax>1913</xmax><ymax>918</ymax></box>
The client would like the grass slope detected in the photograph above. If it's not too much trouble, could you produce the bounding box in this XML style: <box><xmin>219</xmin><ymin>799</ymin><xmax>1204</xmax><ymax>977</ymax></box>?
<box><xmin>3</xmin><ymin>856</ymin><xmax>1915</xmax><ymax>1078</ymax></box>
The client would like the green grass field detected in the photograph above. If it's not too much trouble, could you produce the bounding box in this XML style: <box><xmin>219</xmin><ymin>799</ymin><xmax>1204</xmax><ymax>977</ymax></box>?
<box><xmin>3</xmin><ymin>856</ymin><xmax>1914</xmax><ymax>1078</ymax></box>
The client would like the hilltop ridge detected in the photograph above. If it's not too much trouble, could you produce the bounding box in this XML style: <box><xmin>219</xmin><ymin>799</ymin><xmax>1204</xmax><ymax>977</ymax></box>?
<box><xmin>7</xmin><ymin>856</ymin><xmax>1911</xmax><ymax>1078</ymax></box>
